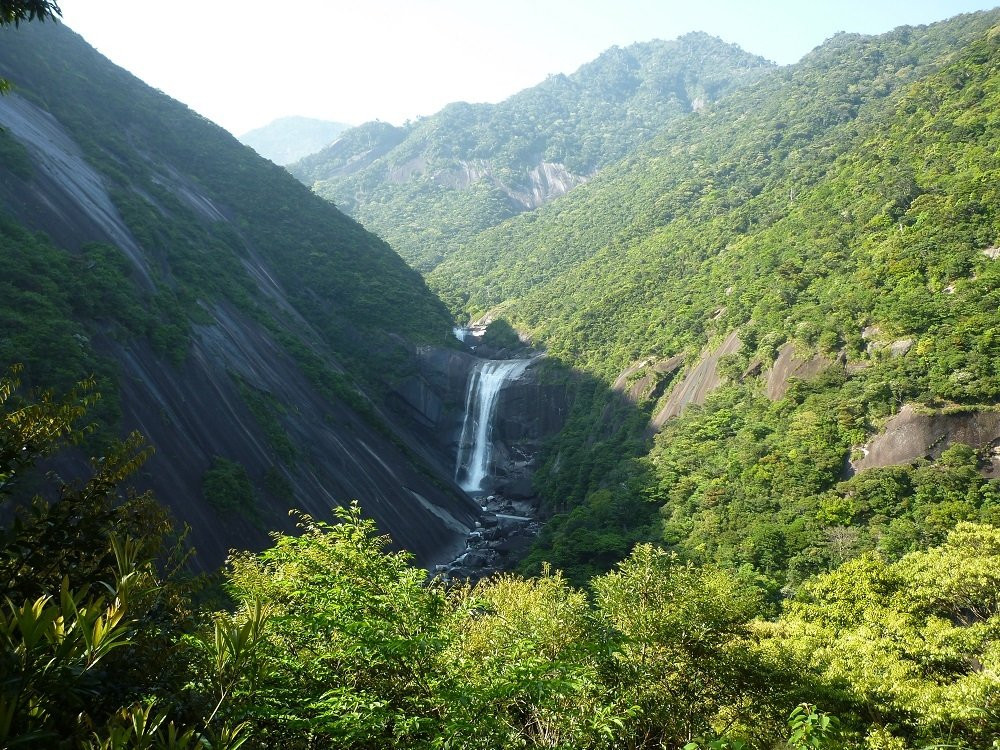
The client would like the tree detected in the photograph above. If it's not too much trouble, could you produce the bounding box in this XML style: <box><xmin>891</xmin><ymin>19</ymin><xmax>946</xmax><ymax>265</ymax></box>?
<box><xmin>0</xmin><ymin>0</ymin><xmax>60</xmax><ymax>27</ymax></box>
<box><xmin>0</xmin><ymin>0</ymin><xmax>61</xmax><ymax>93</ymax></box>
<box><xmin>445</xmin><ymin>568</ymin><xmax>616</xmax><ymax>748</ymax></box>
<box><xmin>591</xmin><ymin>544</ymin><xmax>792</xmax><ymax>747</ymax></box>
<box><xmin>223</xmin><ymin>503</ymin><xmax>452</xmax><ymax>747</ymax></box>
<box><xmin>772</xmin><ymin>525</ymin><xmax>1000</xmax><ymax>746</ymax></box>
<box><xmin>0</xmin><ymin>368</ymin><xmax>251</xmax><ymax>748</ymax></box>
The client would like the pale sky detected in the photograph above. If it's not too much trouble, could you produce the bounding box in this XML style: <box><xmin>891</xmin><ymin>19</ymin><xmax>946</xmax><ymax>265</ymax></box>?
<box><xmin>59</xmin><ymin>1</ymin><xmax>998</xmax><ymax>136</ymax></box>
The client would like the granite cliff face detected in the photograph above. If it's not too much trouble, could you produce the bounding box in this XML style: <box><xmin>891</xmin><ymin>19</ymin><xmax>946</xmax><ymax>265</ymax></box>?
<box><xmin>493</xmin><ymin>367</ymin><xmax>572</xmax><ymax>497</ymax></box>
<box><xmin>852</xmin><ymin>406</ymin><xmax>1000</xmax><ymax>477</ymax></box>
<box><xmin>0</xmin><ymin>23</ymin><xmax>478</xmax><ymax>568</ymax></box>
<box><xmin>651</xmin><ymin>330</ymin><xmax>742</xmax><ymax>429</ymax></box>
<box><xmin>107</xmin><ymin>309</ymin><xmax>480</xmax><ymax>567</ymax></box>
<box><xmin>418</xmin><ymin>159</ymin><xmax>588</xmax><ymax>210</ymax></box>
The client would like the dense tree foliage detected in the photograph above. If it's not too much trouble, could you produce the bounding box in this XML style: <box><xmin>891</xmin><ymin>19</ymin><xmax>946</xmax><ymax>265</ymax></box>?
<box><xmin>425</xmin><ymin>13</ymin><xmax>1000</xmax><ymax>585</ymax></box>
<box><xmin>4</xmin><ymin>377</ymin><xmax>1000</xmax><ymax>747</ymax></box>
<box><xmin>0</xmin><ymin>21</ymin><xmax>454</xmax><ymax>390</ymax></box>
<box><xmin>4</xmin><ymin>9</ymin><xmax>1000</xmax><ymax>749</ymax></box>
<box><xmin>0</xmin><ymin>19</ymin><xmax>468</xmax><ymax>560</ymax></box>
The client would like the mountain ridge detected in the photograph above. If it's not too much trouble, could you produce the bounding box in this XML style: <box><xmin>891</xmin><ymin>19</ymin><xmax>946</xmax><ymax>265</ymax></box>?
<box><xmin>291</xmin><ymin>32</ymin><xmax>774</xmax><ymax>270</ymax></box>
<box><xmin>240</xmin><ymin>115</ymin><xmax>352</xmax><ymax>165</ymax></box>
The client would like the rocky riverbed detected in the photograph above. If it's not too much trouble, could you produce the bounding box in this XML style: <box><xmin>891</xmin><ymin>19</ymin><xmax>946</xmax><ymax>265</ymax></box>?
<box><xmin>435</xmin><ymin>494</ymin><xmax>542</xmax><ymax>582</ymax></box>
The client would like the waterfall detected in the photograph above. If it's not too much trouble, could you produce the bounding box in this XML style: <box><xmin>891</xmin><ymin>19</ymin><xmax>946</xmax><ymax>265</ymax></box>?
<box><xmin>455</xmin><ymin>358</ymin><xmax>531</xmax><ymax>493</ymax></box>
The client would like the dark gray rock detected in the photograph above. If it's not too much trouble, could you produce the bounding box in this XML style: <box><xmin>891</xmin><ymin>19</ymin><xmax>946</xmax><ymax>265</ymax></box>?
<box><xmin>495</xmin><ymin>366</ymin><xmax>570</xmax><ymax>444</ymax></box>
<box><xmin>497</xmin><ymin>477</ymin><xmax>535</xmax><ymax>499</ymax></box>
<box><xmin>495</xmin><ymin>536</ymin><xmax>534</xmax><ymax>555</ymax></box>
<box><xmin>388</xmin><ymin>376</ymin><xmax>444</xmax><ymax>428</ymax></box>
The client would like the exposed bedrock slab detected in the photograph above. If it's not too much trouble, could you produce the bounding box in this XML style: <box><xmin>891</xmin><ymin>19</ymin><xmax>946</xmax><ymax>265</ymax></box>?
<box><xmin>390</xmin><ymin>348</ymin><xmax>570</xmax><ymax>501</ymax></box>
<box><xmin>111</xmin><ymin>307</ymin><xmax>479</xmax><ymax>570</ymax></box>
<box><xmin>0</xmin><ymin>94</ymin><xmax>154</xmax><ymax>286</ymax></box>
<box><xmin>387</xmin><ymin>347</ymin><xmax>480</xmax><ymax>469</ymax></box>
<box><xmin>496</xmin><ymin>368</ymin><xmax>571</xmax><ymax>446</ymax></box>
<box><xmin>764</xmin><ymin>343</ymin><xmax>842</xmax><ymax>401</ymax></box>
<box><xmin>613</xmin><ymin>355</ymin><xmax>684</xmax><ymax>404</ymax></box>
<box><xmin>851</xmin><ymin>404</ymin><xmax>1000</xmax><ymax>476</ymax></box>
<box><xmin>652</xmin><ymin>330</ymin><xmax>742</xmax><ymax>429</ymax></box>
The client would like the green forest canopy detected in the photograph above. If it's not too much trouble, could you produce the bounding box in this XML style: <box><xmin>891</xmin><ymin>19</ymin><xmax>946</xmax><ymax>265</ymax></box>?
<box><xmin>2</xmin><ymin>375</ymin><xmax>999</xmax><ymax>748</ymax></box>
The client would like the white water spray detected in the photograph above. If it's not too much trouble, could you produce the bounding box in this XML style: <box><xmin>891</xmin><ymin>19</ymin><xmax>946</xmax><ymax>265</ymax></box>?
<box><xmin>455</xmin><ymin>358</ymin><xmax>531</xmax><ymax>493</ymax></box>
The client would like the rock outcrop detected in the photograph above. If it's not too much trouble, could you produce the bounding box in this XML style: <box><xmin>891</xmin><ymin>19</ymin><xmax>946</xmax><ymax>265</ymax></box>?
<box><xmin>388</xmin><ymin>347</ymin><xmax>570</xmax><ymax>501</ymax></box>
<box><xmin>763</xmin><ymin>343</ymin><xmax>841</xmax><ymax>401</ymax></box>
<box><xmin>613</xmin><ymin>355</ymin><xmax>684</xmax><ymax>404</ymax></box>
<box><xmin>652</xmin><ymin>330</ymin><xmax>741</xmax><ymax>429</ymax></box>
<box><xmin>0</xmin><ymin>95</ymin><xmax>154</xmax><ymax>286</ymax></box>
<box><xmin>388</xmin><ymin>346</ymin><xmax>480</xmax><ymax>472</ymax></box>
<box><xmin>113</xmin><ymin>308</ymin><xmax>480</xmax><ymax>568</ymax></box>
<box><xmin>491</xmin><ymin>365</ymin><xmax>571</xmax><ymax>497</ymax></box>
<box><xmin>0</xmin><ymin>25</ymin><xmax>480</xmax><ymax>571</ymax></box>
<box><xmin>851</xmin><ymin>405</ymin><xmax>1000</xmax><ymax>476</ymax></box>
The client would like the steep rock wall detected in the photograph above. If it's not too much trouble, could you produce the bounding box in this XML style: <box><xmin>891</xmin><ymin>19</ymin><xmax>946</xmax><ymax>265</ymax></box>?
<box><xmin>429</xmin><ymin>159</ymin><xmax>588</xmax><ymax>209</ymax></box>
<box><xmin>0</xmin><ymin>95</ymin><xmax>153</xmax><ymax>285</ymax></box>
<box><xmin>492</xmin><ymin>364</ymin><xmax>571</xmax><ymax>498</ymax></box>
<box><xmin>613</xmin><ymin>355</ymin><xmax>684</xmax><ymax>404</ymax></box>
<box><xmin>763</xmin><ymin>343</ymin><xmax>841</xmax><ymax>401</ymax></box>
<box><xmin>0</xmin><ymin>57</ymin><xmax>479</xmax><ymax>570</ymax></box>
<box><xmin>389</xmin><ymin>349</ymin><xmax>570</xmax><ymax>500</ymax></box>
<box><xmin>387</xmin><ymin>346</ymin><xmax>480</xmax><ymax>474</ymax></box>
<box><xmin>106</xmin><ymin>305</ymin><xmax>480</xmax><ymax>569</ymax></box>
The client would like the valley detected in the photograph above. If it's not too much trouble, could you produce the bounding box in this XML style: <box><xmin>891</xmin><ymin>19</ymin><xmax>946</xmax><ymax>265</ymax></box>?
<box><xmin>2</xmin><ymin>4</ymin><xmax>1000</xmax><ymax>748</ymax></box>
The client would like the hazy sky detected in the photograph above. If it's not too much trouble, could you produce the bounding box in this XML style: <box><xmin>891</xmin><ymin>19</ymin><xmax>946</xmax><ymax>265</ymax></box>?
<box><xmin>60</xmin><ymin>1</ymin><xmax>998</xmax><ymax>136</ymax></box>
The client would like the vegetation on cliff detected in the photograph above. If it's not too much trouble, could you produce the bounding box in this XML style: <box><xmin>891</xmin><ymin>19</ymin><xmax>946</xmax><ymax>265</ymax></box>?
<box><xmin>424</xmin><ymin>13</ymin><xmax>1000</xmax><ymax>588</ymax></box>
<box><xmin>0</xmin><ymin>21</ymin><xmax>473</xmax><ymax>564</ymax></box>
<box><xmin>4</xmin><ymin>7</ymin><xmax>1000</xmax><ymax>749</ymax></box>
<box><xmin>0</xmin><ymin>21</ymin><xmax>454</xmax><ymax>394</ymax></box>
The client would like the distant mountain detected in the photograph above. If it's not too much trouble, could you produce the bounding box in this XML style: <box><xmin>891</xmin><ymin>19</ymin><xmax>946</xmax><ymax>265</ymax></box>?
<box><xmin>290</xmin><ymin>33</ymin><xmax>773</xmax><ymax>270</ymax></box>
<box><xmin>240</xmin><ymin>115</ymin><xmax>351</xmax><ymax>164</ymax></box>
<box><xmin>0</xmin><ymin>22</ymin><xmax>477</xmax><ymax>567</ymax></box>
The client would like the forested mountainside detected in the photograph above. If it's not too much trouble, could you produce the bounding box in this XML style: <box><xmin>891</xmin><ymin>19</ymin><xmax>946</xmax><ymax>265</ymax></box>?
<box><xmin>425</xmin><ymin>12</ymin><xmax>1000</xmax><ymax>585</ymax></box>
<box><xmin>0</xmin><ymin>22</ymin><xmax>478</xmax><ymax>566</ymax></box>
<box><xmin>239</xmin><ymin>115</ymin><xmax>351</xmax><ymax>165</ymax></box>
<box><xmin>290</xmin><ymin>33</ymin><xmax>772</xmax><ymax>270</ymax></box>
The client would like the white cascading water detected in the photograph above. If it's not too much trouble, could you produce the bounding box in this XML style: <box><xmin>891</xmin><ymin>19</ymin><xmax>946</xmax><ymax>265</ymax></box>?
<box><xmin>455</xmin><ymin>358</ymin><xmax>531</xmax><ymax>493</ymax></box>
